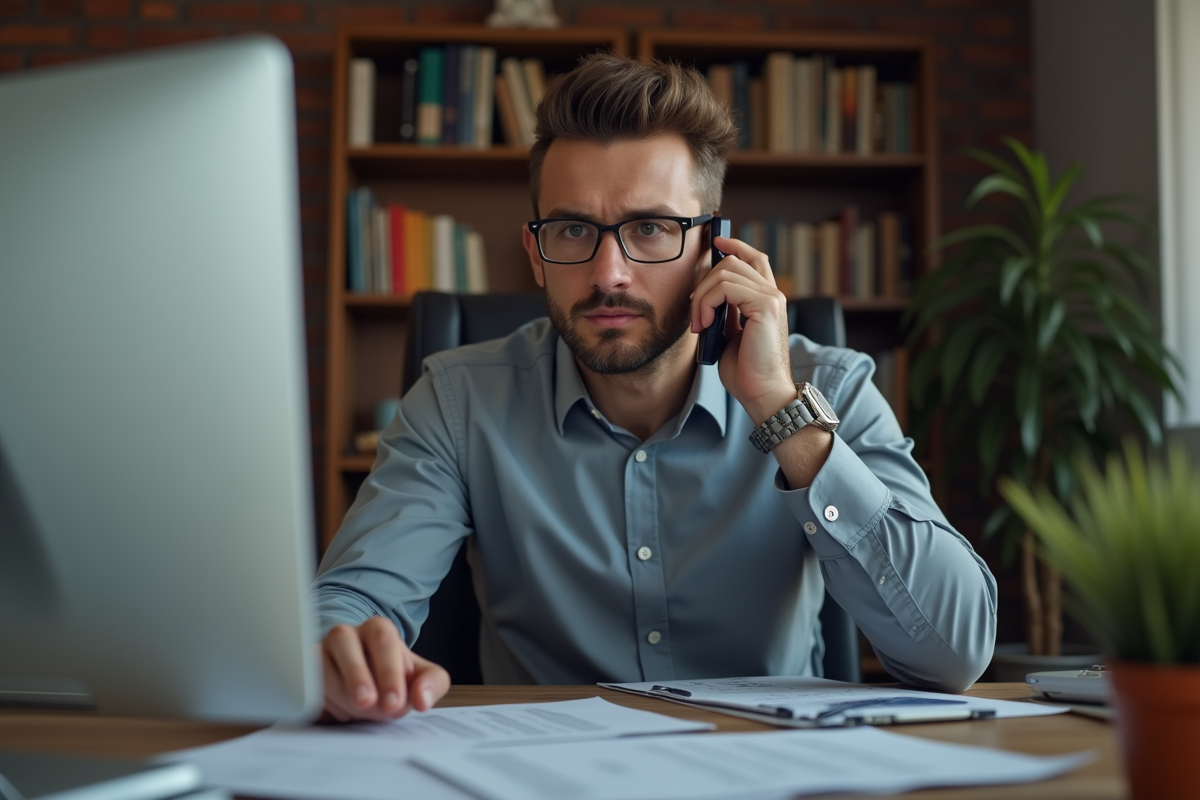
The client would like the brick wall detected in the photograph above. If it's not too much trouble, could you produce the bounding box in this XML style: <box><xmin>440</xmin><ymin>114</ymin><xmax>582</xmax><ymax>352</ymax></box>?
<box><xmin>1</xmin><ymin>0</ymin><xmax>1031</xmax><ymax>621</ymax></box>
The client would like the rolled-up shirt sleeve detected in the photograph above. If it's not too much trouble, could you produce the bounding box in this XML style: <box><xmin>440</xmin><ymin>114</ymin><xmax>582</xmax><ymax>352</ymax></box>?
<box><xmin>778</xmin><ymin>347</ymin><xmax>997</xmax><ymax>693</ymax></box>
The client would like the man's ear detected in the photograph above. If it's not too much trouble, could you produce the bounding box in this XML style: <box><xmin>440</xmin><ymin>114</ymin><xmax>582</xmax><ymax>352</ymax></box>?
<box><xmin>522</xmin><ymin>223</ymin><xmax>545</xmax><ymax>288</ymax></box>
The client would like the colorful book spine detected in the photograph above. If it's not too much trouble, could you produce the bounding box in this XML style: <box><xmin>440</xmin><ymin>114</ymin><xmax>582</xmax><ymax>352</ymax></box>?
<box><xmin>457</xmin><ymin>45</ymin><xmax>476</xmax><ymax>146</ymax></box>
<box><xmin>347</xmin><ymin>58</ymin><xmax>375</xmax><ymax>147</ymax></box>
<box><xmin>473</xmin><ymin>47</ymin><xmax>497</xmax><ymax>148</ymax></box>
<box><xmin>441</xmin><ymin>43</ymin><xmax>460</xmax><ymax>146</ymax></box>
<box><xmin>389</xmin><ymin>205</ymin><xmax>406</xmax><ymax>297</ymax></box>
<box><xmin>416</xmin><ymin>46</ymin><xmax>443</xmax><ymax>146</ymax></box>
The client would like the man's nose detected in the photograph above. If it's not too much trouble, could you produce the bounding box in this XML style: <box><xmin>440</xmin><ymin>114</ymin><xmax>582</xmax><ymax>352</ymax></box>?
<box><xmin>588</xmin><ymin>230</ymin><xmax>633</xmax><ymax>293</ymax></box>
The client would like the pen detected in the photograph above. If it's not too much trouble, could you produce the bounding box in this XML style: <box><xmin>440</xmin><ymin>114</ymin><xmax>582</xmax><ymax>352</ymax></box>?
<box><xmin>649</xmin><ymin>685</ymin><xmax>692</xmax><ymax>697</ymax></box>
<box><xmin>756</xmin><ymin>696</ymin><xmax>968</xmax><ymax>721</ymax></box>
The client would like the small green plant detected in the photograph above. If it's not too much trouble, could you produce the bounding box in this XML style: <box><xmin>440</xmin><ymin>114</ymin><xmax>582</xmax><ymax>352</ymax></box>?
<box><xmin>1000</xmin><ymin>442</ymin><xmax>1200</xmax><ymax>664</ymax></box>
<box><xmin>904</xmin><ymin>137</ymin><xmax>1182</xmax><ymax>656</ymax></box>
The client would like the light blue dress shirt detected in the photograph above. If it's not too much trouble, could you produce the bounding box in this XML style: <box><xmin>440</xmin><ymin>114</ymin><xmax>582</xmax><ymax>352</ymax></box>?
<box><xmin>314</xmin><ymin>320</ymin><xmax>997</xmax><ymax>692</ymax></box>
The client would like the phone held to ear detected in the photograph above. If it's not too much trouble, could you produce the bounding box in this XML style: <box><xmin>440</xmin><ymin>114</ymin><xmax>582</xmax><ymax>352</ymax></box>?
<box><xmin>696</xmin><ymin>216</ymin><xmax>732</xmax><ymax>366</ymax></box>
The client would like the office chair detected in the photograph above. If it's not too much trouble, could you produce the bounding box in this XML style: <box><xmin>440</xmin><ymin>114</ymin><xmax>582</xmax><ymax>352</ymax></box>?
<box><xmin>402</xmin><ymin>291</ymin><xmax>861</xmax><ymax>685</ymax></box>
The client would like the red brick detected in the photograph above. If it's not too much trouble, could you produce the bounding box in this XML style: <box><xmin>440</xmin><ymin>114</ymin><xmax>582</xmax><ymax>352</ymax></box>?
<box><xmin>941</xmin><ymin>129</ymin><xmax>975</xmax><ymax>149</ymax></box>
<box><xmin>959</xmin><ymin>44</ymin><xmax>1029</xmax><ymax>66</ymax></box>
<box><xmin>0</xmin><ymin>51</ymin><xmax>23</xmax><ymax>70</ymax></box>
<box><xmin>937</xmin><ymin>71</ymin><xmax>968</xmax><ymax>92</ymax></box>
<box><xmin>413</xmin><ymin>2</ymin><xmax>488</xmax><ymax>24</ymax></box>
<box><xmin>291</xmin><ymin>55</ymin><xmax>330</xmax><ymax>78</ymax></box>
<box><xmin>278</xmin><ymin>31</ymin><xmax>330</xmax><ymax>53</ymax></box>
<box><xmin>673</xmin><ymin>10</ymin><xmax>763</xmax><ymax>31</ymax></box>
<box><xmin>775</xmin><ymin>11</ymin><xmax>862</xmax><ymax>31</ymax></box>
<box><xmin>84</xmin><ymin>0</ymin><xmax>130</xmax><ymax>16</ymax></box>
<box><xmin>0</xmin><ymin>0</ymin><xmax>27</xmax><ymax>16</ymax></box>
<box><xmin>133</xmin><ymin>26</ymin><xmax>220</xmax><ymax>46</ymax></box>
<box><xmin>300</xmin><ymin>200</ymin><xmax>329</xmax><ymax>223</ymax></box>
<box><xmin>297</xmin><ymin>116</ymin><xmax>331</xmax><ymax>139</ymax></box>
<box><xmin>334</xmin><ymin>4</ymin><xmax>407</xmax><ymax>25</ymax></box>
<box><xmin>973</xmin><ymin>15</ymin><xmax>1017</xmax><ymax>37</ymax></box>
<box><xmin>295</xmin><ymin>83</ymin><xmax>329</xmax><ymax>110</ymax></box>
<box><xmin>86</xmin><ymin>23</ymin><xmax>127</xmax><ymax>46</ymax></box>
<box><xmin>1018</xmin><ymin>73</ymin><xmax>1032</xmax><ymax>93</ymax></box>
<box><xmin>938</xmin><ymin>98</ymin><xmax>970</xmax><ymax>120</ymax></box>
<box><xmin>265</xmin><ymin>0</ymin><xmax>304</xmax><ymax>23</ymax></box>
<box><xmin>189</xmin><ymin>1</ymin><xmax>258</xmax><ymax>21</ymax></box>
<box><xmin>31</xmin><ymin>51</ymin><xmax>91</xmax><ymax>65</ymax></box>
<box><xmin>574</xmin><ymin>5</ymin><xmax>663</xmax><ymax>27</ymax></box>
<box><xmin>299</xmin><ymin>172</ymin><xmax>327</xmax><ymax>195</ymax></box>
<box><xmin>0</xmin><ymin>23</ymin><xmax>76</xmax><ymax>43</ymax></box>
<box><xmin>875</xmin><ymin>14</ymin><xmax>963</xmax><ymax>36</ymax></box>
<box><xmin>973</xmin><ymin>71</ymin><xmax>1013</xmax><ymax>92</ymax></box>
<box><xmin>138</xmin><ymin>0</ymin><xmax>175</xmax><ymax>19</ymax></box>
<box><xmin>942</xmin><ymin>154</ymin><xmax>990</xmax><ymax>176</ymax></box>
<box><xmin>37</xmin><ymin>0</ymin><xmax>77</xmax><ymax>17</ymax></box>
<box><xmin>298</xmin><ymin>144</ymin><xmax>329</xmax><ymax>166</ymax></box>
<box><xmin>978</xmin><ymin>98</ymin><xmax>1030</xmax><ymax>120</ymax></box>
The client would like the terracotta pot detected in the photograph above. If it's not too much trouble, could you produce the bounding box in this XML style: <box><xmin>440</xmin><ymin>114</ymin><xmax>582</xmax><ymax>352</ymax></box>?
<box><xmin>1109</xmin><ymin>659</ymin><xmax>1200</xmax><ymax>800</ymax></box>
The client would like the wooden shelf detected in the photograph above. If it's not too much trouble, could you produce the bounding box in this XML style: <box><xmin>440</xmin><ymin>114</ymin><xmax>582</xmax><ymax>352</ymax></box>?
<box><xmin>339</xmin><ymin>454</ymin><xmax>376</xmax><ymax>473</ymax></box>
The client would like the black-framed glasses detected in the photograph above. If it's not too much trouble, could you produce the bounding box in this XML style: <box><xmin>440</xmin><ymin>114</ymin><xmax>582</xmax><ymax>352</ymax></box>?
<box><xmin>527</xmin><ymin>214</ymin><xmax>713</xmax><ymax>265</ymax></box>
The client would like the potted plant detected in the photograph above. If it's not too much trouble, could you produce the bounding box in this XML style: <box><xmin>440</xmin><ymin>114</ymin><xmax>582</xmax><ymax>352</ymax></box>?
<box><xmin>1000</xmin><ymin>443</ymin><xmax>1200</xmax><ymax>800</ymax></box>
<box><xmin>904</xmin><ymin>138</ymin><xmax>1181</xmax><ymax>666</ymax></box>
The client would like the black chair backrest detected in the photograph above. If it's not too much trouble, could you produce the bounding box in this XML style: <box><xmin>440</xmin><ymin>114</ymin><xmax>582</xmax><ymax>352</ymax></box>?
<box><xmin>402</xmin><ymin>291</ymin><xmax>861</xmax><ymax>684</ymax></box>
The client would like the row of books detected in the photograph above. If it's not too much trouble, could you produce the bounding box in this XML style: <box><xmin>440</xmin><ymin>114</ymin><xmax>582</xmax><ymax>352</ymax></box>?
<box><xmin>347</xmin><ymin>47</ymin><xmax>548</xmax><ymax>149</ymax></box>
<box><xmin>737</xmin><ymin>210</ymin><xmax>914</xmax><ymax>300</ymax></box>
<box><xmin>345</xmin><ymin>187</ymin><xmax>489</xmax><ymax>297</ymax></box>
<box><xmin>707</xmin><ymin>55</ymin><xmax>915</xmax><ymax>155</ymax></box>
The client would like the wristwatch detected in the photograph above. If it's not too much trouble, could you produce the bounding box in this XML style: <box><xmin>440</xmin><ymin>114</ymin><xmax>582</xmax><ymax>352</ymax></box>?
<box><xmin>748</xmin><ymin>382</ymin><xmax>839</xmax><ymax>454</ymax></box>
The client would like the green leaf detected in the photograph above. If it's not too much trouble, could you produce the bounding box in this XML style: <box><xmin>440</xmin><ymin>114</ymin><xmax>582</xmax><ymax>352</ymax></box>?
<box><xmin>999</xmin><ymin>256</ymin><xmax>1032</xmax><ymax>305</ymax></box>
<box><xmin>908</xmin><ymin>347</ymin><xmax>940</xmax><ymax>408</ymax></box>
<box><xmin>978</xmin><ymin>409</ymin><xmax>1007</xmax><ymax>491</ymax></box>
<box><xmin>981</xmin><ymin>502</ymin><xmax>1012</xmax><ymax>541</ymax></box>
<box><xmin>1005</xmin><ymin>137</ymin><xmax>1052</xmax><ymax>210</ymax></box>
<box><xmin>939</xmin><ymin>319</ymin><xmax>989</xmax><ymax>399</ymax></box>
<box><xmin>933</xmin><ymin>224</ymin><xmax>1030</xmax><ymax>257</ymax></box>
<box><xmin>968</xmin><ymin>336</ymin><xmax>1007</xmax><ymax>404</ymax></box>
<box><xmin>1059</xmin><ymin>325</ymin><xmax>1099</xmax><ymax>392</ymax></box>
<box><xmin>1037</xmin><ymin>300</ymin><xmax>1067</xmax><ymax>353</ymax></box>
<box><xmin>1124</xmin><ymin>386</ymin><xmax>1164</xmax><ymax>446</ymax></box>
<box><xmin>1043</xmin><ymin>163</ymin><xmax>1081</xmax><ymax>220</ymax></box>
<box><xmin>966</xmin><ymin>174</ymin><xmax>1033</xmax><ymax>211</ymax></box>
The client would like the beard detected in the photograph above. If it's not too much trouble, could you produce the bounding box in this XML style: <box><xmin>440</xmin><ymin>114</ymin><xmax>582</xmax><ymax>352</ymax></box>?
<box><xmin>547</xmin><ymin>287</ymin><xmax>693</xmax><ymax>375</ymax></box>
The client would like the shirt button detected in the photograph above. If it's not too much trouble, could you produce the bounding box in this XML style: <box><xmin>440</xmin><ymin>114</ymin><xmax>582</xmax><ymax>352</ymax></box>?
<box><xmin>803</xmin><ymin>521</ymin><xmax>817</xmax><ymax>535</ymax></box>
<box><xmin>634</xmin><ymin>449</ymin><xmax>647</xmax><ymax>463</ymax></box>
<box><xmin>647</xmin><ymin>630</ymin><xmax>662</xmax><ymax>645</ymax></box>
<box><xmin>637</xmin><ymin>546</ymin><xmax>652</xmax><ymax>561</ymax></box>
<box><xmin>591</xmin><ymin>408</ymin><xmax>601</xmax><ymax>419</ymax></box>
<box><xmin>824</xmin><ymin>505</ymin><xmax>839</xmax><ymax>521</ymax></box>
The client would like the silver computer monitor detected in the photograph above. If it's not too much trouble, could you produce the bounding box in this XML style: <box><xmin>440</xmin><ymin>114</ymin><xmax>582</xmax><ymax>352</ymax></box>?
<box><xmin>0</xmin><ymin>36</ymin><xmax>321</xmax><ymax>722</ymax></box>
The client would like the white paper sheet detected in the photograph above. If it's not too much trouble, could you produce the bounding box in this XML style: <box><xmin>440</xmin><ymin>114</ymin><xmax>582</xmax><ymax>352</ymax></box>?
<box><xmin>414</xmin><ymin>726</ymin><xmax>1093</xmax><ymax>800</ymax></box>
<box><xmin>160</xmin><ymin>697</ymin><xmax>714</xmax><ymax>800</ymax></box>
<box><xmin>601</xmin><ymin>675</ymin><xmax>1069</xmax><ymax>726</ymax></box>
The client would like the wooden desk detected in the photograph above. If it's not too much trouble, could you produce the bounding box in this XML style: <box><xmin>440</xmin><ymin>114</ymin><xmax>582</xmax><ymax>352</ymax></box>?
<box><xmin>0</xmin><ymin>684</ymin><xmax>1123</xmax><ymax>800</ymax></box>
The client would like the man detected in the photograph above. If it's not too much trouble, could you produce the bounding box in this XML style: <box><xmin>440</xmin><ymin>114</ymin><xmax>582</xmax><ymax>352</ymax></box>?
<box><xmin>314</xmin><ymin>54</ymin><xmax>997</xmax><ymax>722</ymax></box>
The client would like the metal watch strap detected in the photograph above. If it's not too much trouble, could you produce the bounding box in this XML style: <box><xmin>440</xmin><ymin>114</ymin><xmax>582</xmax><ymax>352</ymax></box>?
<box><xmin>748</xmin><ymin>395</ymin><xmax>815</xmax><ymax>454</ymax></box>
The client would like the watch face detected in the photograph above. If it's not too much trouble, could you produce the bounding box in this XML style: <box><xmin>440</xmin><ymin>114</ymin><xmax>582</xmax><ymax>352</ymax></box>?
<box><xmin>802</xmin><ymin>383</ymin><xmax>838</xmax><ymax>423</ymax></box>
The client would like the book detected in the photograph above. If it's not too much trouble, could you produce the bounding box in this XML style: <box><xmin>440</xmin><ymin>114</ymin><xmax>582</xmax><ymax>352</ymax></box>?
<box><xmin>431</xmin><ymin>213</ymin><xmax>456</xmax><ymax>291</ymax></box>
<box><xmin>398</xmin><ymin>57</ymin><xmax>418</xmax><ymax>143</ymax></box>
<box><xmin>457</xmin><ymin>45</ymin><xmax>476</xmax><ymax>146</ymax></box>
<box><xmin>749</xmin><ymin>76</ymin><xmax>766</xmax><ymax>151</ymax></box>
<box><xmin>501</xmin><ymin>57</ymin><xmax>536</xmax><ymax>147</ymax></box>
<box><xmin>856</xmin><ymin>65</ymin><xmax>876</xmax><ymax>156</ymax></box>
<box><xmin>473</xmin><ymin>46</ymin><xmax>497</xmax><ymax>148</ymax></box>
<box><xmin>345</xmin><ymin>190</ymin><xmax>363</xmax><ymax>291</ymax></box>
<box><xmin>347</xmin><ymin>57</ymin><xmax>375</xmax><ymax>147</ymax></box>
<box><xmin>818</xmin><ymin>220</ymin><xmax>840</xmax><ymax>295</ymax></box>
<box><xmin>372</xmin><ymin>205</ymin><xmax>391</xmax><ymax>294</ymax></box>
<box><xmin>442</xmin><ymin>43</ymin><xmax>460</xmax><ymax>145</ymax></box>
<box><xmin>793</xmin><ymin>57</ymin><xmax>812</xmax><ymax>153</ymax></box>
<box><xmin>522</xmin><ymin>57</ymin><xmax>547</xmax><ymax>113</ymax></box>
<box><xmin>389</xmin><ymin>204</ymin><xmax>406</xmax><ymax>297</ymax></box>
<box><xmin>897</xmin><ymin>214</ymin><xmax>914</xmax><ymax>295</ymax></box>
<box><xmin>840</xmin><ymin>66</ymin><xmax>857</xmax><ymax>154</ymax></box>
<box><xmin>731</xmin><ymin>60</ymin><xmax>751</xmax><ymax>150</ymax></box>
<box><xmin>453</xmin><ymin>222</ymin><xmax>469</xmax><ymax>291</ymax></box>
<box><xmin>790</xmin><ymin>221</ymin><xmax>814</xmax><ymax>297</ymax></box>
<box><xmin>416</xmin><ymin>46</ymin><xmax>443</xmax><ymax>145</ymax></box>
<box><xmin>838</xmin><ymin>205</ymin><xmax>858</xmax><ymax>296</ymax></box>
<box><xmin>405</xmin><ymin>208</ymin><xmax>429</xmax><ymax>294</ymax></box>
<box><xmin>855</xmin><ymin>220</ymin><xmax>876</xmax><ymax>299</ymax></box>
<box><xmin>494</xmin><ymin>73</ymin><xmax>522</xmax><ymax>146</ymax></box>
<box><xmin>706</xmin><ymin>63</ymin><xmax>733</xmax><ymax>111</ymax></box>
<box><xmin>465</xmin><ymin>228</ymin><xmax>488</xmax><ymax>293</ymax></box>
<box><xmin>877</xmin><ymin>211</ymin><xmax>901</xmax><ymax>297</ymax></box>
<box><xmin>824</xmin><ymin>66</ymin><xmax>841</xmax><ymax>154</ymax></box>
<box><xmin>765</xmin><ymin>51</ymin><xmax>794</xmax><ymax>154</ymax></box>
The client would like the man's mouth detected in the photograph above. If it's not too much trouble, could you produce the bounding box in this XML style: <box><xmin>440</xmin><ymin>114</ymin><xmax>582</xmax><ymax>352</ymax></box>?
<box><xmin>584</xmin><ymin>309</ymin><xmax>642</xmax><ymax>327</ymax></box>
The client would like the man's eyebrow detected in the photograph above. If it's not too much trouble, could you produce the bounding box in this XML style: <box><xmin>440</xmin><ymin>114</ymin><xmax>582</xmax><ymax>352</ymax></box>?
<box><xmin>541</xmin><ymin>205</ymin><xmax>688</xmax><ymax>221</ymax></box>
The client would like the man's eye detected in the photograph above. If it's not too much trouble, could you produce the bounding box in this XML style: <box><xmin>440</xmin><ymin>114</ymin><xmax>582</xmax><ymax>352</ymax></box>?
<box><xmin>566</xmin><ymin>224</ymin><xmax>588</xmax><ymax>237</ymax></box>
<box><xmin>636</xmin><ymin>222</ymin><xmax>662</xmax><ymax>236</ymax></box>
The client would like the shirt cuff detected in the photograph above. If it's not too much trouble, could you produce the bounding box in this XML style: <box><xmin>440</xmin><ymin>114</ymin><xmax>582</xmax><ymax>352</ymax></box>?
<box><xmin>777</xmin><ymin>434</ymin><xmax>892</xmax><ymax>558</ymax></box>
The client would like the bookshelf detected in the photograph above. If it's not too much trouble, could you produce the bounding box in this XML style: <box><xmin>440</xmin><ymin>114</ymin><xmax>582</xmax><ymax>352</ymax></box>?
<box><xmin>323</xmin><ymin>25</ymin><xmax>627</xmax><ymax>548</ymax></box>
<box><xmin>323</xmin><ymin>25</ymin><xmax>940</xmax><ymax>549</ymax></box>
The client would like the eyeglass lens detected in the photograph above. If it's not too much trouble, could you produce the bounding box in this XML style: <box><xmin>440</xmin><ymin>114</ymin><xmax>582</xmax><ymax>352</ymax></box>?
<box><xmin>538</xmin><ymin>219</ymin><xmax>685</xmax><ymax>263</ymax></box>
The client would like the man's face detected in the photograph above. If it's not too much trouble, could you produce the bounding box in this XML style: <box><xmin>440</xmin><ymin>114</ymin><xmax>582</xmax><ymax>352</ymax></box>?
<box><xmin>523</xmin><ymin>135</ymin><xmax>708</xmax><ymax>375</ymax></box>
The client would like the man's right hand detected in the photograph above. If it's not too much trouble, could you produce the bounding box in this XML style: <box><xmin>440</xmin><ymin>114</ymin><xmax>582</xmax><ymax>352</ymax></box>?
<box><xmin>320</xmin><ymin>617</ymin><xmax>451</xmax><ymax>722</ymax></box>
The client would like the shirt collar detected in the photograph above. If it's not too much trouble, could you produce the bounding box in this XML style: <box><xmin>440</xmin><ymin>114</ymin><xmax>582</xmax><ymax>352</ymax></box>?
<box><xmin>553</xmin><ymin>336</ymin><xmax>729</xmax><ymax>438</ymax></box>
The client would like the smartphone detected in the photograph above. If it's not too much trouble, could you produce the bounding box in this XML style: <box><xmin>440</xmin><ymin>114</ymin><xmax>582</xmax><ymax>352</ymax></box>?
<box><xmin>696</xmin><ymin>216</ymin><xmax>732</xmax><ymax>365</ymax></box>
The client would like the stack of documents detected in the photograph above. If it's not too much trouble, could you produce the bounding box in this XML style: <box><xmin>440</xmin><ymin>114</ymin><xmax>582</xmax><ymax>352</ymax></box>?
<box><xmin>163</xmin><ymin>695</ymin><xmax>1088</xmax><ymax>800</ymax></box>
<box><xmin>601</xmin><ymin>676</ymin><xmax>1071</xmax><ymax>727</ymax></box>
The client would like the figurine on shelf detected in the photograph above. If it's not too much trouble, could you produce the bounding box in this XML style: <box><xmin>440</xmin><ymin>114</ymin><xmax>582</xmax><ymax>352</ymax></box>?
<box><xmin>486</xmin><ymin>0</ymin><xmax>561</xmax><ymax>28</ymax></box>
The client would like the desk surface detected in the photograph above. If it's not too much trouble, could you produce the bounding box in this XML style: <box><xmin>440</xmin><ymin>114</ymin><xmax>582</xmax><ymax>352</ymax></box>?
<box><xmin>0</xmin><ymin>683</ymin><xmax>1123</xmax><ymax>800</ymax></box>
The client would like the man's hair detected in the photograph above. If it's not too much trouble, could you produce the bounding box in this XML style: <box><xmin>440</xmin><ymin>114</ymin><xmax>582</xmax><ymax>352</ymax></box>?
<box><xmin>529</xmin><ymin>53</ymin><xmax>738</xmax><ymax>216</ymax></box>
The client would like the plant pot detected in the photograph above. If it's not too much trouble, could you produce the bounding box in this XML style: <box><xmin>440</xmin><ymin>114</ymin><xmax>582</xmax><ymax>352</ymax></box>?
<box><xmin>1109</xmin><ymin>660</ymin><xmax>1200</xmax><ymax>800</ymax></box>
<box><xmin>988</xmin><ymin>642</ymin><xmax>1104</xmax><ymax>683</ymax></box>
